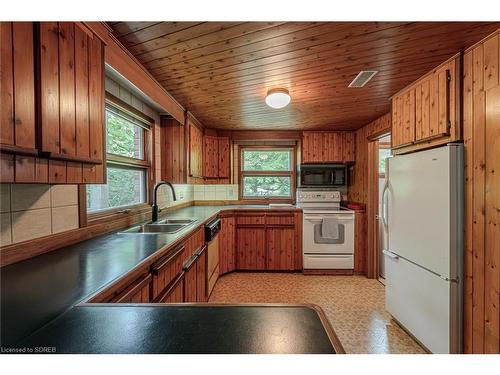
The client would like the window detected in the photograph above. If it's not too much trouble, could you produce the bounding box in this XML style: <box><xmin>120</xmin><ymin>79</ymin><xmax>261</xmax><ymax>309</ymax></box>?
<box><xmin>240</xmin><ymin>148</ymin><xmax>294</xmax><ymax>199</ymax></box>
<box><xmin>87</xmin><ymin>104</ymin><xmax>151</xmax><ymax>213</ymax></box>
<box><xmin>378</xmin><ymin>148</ymin><xmax>392</xmax><ymax>175</ymax></box>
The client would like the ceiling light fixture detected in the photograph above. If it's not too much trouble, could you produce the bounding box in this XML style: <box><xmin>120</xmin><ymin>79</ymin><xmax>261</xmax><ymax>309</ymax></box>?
<box><xmin>265</xmin><ymin>88</ymin><xmax>291</xmax><ymax>109</ymax></box>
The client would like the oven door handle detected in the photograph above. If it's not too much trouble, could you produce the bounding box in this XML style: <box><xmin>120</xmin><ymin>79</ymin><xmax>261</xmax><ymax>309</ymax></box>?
<box><xmin>304</xmin><ymin>215</ymin><xmax>353</xmax><ymax>221</ymax></box>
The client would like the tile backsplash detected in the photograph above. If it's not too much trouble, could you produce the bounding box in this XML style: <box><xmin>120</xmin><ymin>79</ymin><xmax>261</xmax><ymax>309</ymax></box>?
<box><xmin>194</xmin><ymin>184</ymin><xmax>239</xmax><ymax>201</ymax></box>
<box><xmin>0</xmin><ymin>183</ymin><xmax>240</xmax><ymax>247</ymax></box>
<box><xmin>1</xmin><ymin>184</ymin><xmax>79</xmax><ymax>246</ymax></box>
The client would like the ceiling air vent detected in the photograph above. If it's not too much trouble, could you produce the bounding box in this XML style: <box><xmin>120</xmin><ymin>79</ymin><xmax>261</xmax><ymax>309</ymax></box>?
<box><xmin>348</xmin><ymin>70</ymin><xmax>378</xmax><ymax>88</ymax></box>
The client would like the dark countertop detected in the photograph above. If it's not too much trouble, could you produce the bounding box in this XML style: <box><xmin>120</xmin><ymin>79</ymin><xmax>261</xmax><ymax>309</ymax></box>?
<box><xmin>0</xmin><ymin>204</ymin><xmax>300</xmax><ymax>347</ymax></box>
<box><xmin>12</xmin><ymin>304</ymin><xmax>341</xmax><ymax>354</ymax></box>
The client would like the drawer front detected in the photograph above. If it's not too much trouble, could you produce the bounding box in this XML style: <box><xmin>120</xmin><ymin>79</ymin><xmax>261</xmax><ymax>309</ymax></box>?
<box><xmin>157</xmin><ymin>274</ymin><xmax>184</xmax><ymax>303</ymax></box>
<box><xmin>266</xmin><ymin>214</ymin><xmax>295</xmax><ymax>226</ymax></box>
<box><xmin>236</xmin><ymin>214</ymin><xmax>265</xmax><ymax>226</ymax></box>
<box><xmin>111</xmin><ymin>274</ymin><xmax>152</xmax><ymax>303</ymax></box>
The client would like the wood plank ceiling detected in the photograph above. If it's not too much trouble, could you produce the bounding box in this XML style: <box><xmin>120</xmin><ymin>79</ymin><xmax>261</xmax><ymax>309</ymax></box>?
<box><xmin>108</xmin><ymin>22</ymin><xmax>500</xmax><ymax>130</ymax></box>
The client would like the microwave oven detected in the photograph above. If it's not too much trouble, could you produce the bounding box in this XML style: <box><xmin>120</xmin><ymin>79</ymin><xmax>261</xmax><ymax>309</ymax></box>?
<box><xmin>299</xmin><ymin>164</ymin><xmax>347</xmax><ymax>188</ymax></box>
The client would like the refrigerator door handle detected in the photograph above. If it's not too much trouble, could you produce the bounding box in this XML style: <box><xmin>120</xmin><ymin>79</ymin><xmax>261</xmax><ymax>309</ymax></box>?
<box><xmin>382</xmin><ymin>249</ymin><xmax>399</xmax><ymax>259</ymax></box>
<box><xmin>381</xmin><ymin>180</ymin><xmax>389</xmax><ymax>228</ymax></box>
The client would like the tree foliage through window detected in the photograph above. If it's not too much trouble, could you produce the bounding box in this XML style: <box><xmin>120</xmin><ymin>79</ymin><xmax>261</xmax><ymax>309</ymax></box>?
<box><xmin>241</xmin><ymin>149</ymin><xmax>293</xmax><ymax>198</ymax></box>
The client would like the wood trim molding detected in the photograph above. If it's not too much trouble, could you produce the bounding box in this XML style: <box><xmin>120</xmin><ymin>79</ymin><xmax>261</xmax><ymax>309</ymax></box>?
<box><xmin>366</xmin><ymin>140</ymin><xmax>379</xmax><ymax>279</ymax></box>
<box><xmin>187</xmin><ymin>111</ymin><xmax>203</xmax><ymax>129</ymax></box>
<box><xmin>84</xmin><ymin>22</ymin><xmax>185</xmax><ymax>123</ymax></box>
<box><xmin>105</xmin><ymin>92</ymin><xmax>155</xmax><ymax>125</ymax></box>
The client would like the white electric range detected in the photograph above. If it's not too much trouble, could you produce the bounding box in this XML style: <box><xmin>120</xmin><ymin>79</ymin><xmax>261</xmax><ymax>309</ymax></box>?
<box><xmin>296</xmin><ymin>189</ymin><xmax>355</xmax><ymax>270</ymax></box>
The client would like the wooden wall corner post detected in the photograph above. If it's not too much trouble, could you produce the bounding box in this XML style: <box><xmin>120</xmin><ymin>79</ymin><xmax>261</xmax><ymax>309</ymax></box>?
<box><xmin>366</xmin><ymin>140</ymin><xmax>379</xmax><ymax>279</ymax></box>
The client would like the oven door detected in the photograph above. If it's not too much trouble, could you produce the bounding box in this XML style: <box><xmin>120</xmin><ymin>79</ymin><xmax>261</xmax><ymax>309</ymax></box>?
<box><xmin>302</xmin><ymin>212</ymin><xmax>354</xmax><ymax>255</ymax></box>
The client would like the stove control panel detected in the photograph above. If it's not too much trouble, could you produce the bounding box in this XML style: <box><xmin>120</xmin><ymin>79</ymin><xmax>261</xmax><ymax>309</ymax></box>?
<box><xmin>296</xmin><ymin>190</ymin><xmax>341</xmax><ymax>202</ymax></box>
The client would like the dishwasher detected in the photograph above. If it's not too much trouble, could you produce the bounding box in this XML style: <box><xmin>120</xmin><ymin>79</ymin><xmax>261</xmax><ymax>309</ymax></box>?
<box><xmin>205</xmin><ymin>218</ymin><xmax>221</xmax><ymax>297</ymax></box>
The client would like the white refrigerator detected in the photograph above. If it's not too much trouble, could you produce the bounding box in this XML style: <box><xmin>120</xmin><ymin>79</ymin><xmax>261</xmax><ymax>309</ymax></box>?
<box><xmin>382</xmin><ymin>144</ymin><xmax>463</xmax><ymax>353</ymax></box>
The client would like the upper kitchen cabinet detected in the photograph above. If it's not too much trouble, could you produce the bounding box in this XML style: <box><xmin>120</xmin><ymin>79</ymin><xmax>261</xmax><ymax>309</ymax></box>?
<box><xmin>187</xmin><ymin>116</ymin><xmax>203</xmax><ymax>180</ymax></box>
<box><xmin>1</xmin><ymin>22</ymin><xmax>36</xmax><ymax>154</ymax></box>
<box><xmin>161</xmin><ymin>115</ymin><xmax>186</xmax><ymax>184</ymax></box>
<box><xmin>203</xmin><ymin>134</ymin><xmax>230</xmax><ymax>183</ymax></box>
<box><xmin>203</xmin><ymin>135</ymin><xmax>219</xmax><ymax>178</ymax></box>
<box><xmin>391</xmin><ymin>54</ymin><xmax>460</xmax><ymax>153</ymax></box>
<box><xmin>37</xmin><ymin>22</ymin><xmax>105</xmax><ymax>164</ymax></box>
<box><xmin>302</xmin><ymin>131</ymin><xmax>355</xmax><ymax>164</ymax></box>
<box><xmin>0</xmin><ymin>22</ymin><xmax>106</xmax><ymax>184</ymax></box>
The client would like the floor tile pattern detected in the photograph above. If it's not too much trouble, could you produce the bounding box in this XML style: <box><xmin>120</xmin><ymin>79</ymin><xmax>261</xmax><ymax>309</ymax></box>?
<box><xmin>209</xmin><ymin>272</ymin><xmax>425</xmax><ymax>354</ymax></box>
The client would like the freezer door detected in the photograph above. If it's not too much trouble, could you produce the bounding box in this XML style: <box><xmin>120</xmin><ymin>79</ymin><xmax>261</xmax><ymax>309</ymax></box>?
<box><xmin>384</xmin><ymin>251</ymin><xmax>460</xmax><ymax>353</ymax></box>
<box><xmin>386</xmin><ymin>144</ymin><xmax>463</xmax><ymax>279</ymax></box>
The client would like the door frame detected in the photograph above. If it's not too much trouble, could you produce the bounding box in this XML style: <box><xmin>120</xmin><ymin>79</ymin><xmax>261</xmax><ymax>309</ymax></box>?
<box><xmin>366</xmin><ymin>132</ymin><xmax>391</xmax><ymax>279</ymax></box>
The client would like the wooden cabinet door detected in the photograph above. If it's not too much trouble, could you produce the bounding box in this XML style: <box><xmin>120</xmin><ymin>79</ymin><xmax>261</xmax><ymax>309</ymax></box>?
<box><xmin>158</xmin><ymin>274</ymin><xmax>184</xmax><ymax>303</ymax></box>
<box><xmin>184</xmin><ymin>259</ymin><xmax>197</xmax><ymax>303</ymax></box>
<box><xmin>1</xmin><ymin>22</ymin><xmax>36</xmax><ymax>152</ymax></box>
<box><xmin>217</xmin><ymin>137</ymin><xmax>230</xmax><ymax>178</ymax></box>
<box><xmin>161</xmin><ymin>117</ymin><xmax>186</xmax><ymax>184</ymax></box>
<box><xmin>195</xmin><ymin>246</ymin><xmax>207</xmax><ymax>302</ymax></box>
<box><xmin>342</xmin><ymin>132</ymin><xmax>355</xmax><ymax>162</ymax></box>
<box><xmin>236</xmin><ymin>227</ymin><xmax>266</xmax><ymax>270</ymax></box>
<box><xmin>203</xmin><ymin>135</ymin><xmax>219</xmax><ymax>178</ymax></box>
<box><xmin>37</xmin><ymin>22</ymin><xmax>105</xmax><ymax>166</ymax></box>
<box><xmin>301</xmin><ymin>132</ymin><xmax>314</xmax><ymax>163</ymax></box>
<box><xmin>219</xmin><ymin>216</ymin><xmax>236</xmax><ymax>275</ymax></box>
<box><xmin>0</xmin><ymin>22</ymin><xmax>48</xmax><ymax>184</ymax></box>
<box><xmin>392</xmin><ymin>89</ymin><xmax>415</xmax><ymax>148</ymax></box>
<box><xmin>188</xmin><ymin>122</ymin><xmax>203</xmax><ymax>178</ymax></box>
<box><xmin>151</xmin><ymin>244</ymin><xmax>185</xmax><ymax>300</ymax></box>
<box><xmin>112</xmin><ymin>274</ymin><xmax>152</xmax><ymax>303</ymax></box>
<box><xmin>302</xmin><ymin>131</ymin><xmax>355</xmax><ymax>163</ymax></box>
<box><xmin>353</xmin><ymin>210</ymin><xmax>367</xmax><ymax>275</ymax></box>
<box><xmin>266</xmin><ymin>227</ymin><xmax>295</xmax><ymax>271</ymax></box>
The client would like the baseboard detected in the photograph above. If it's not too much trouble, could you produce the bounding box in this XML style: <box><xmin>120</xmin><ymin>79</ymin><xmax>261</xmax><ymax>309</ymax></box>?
<box><xmin>302</xmin><ymin>269</ymin><xmax>354</xmax><ymax>275</ymax></box>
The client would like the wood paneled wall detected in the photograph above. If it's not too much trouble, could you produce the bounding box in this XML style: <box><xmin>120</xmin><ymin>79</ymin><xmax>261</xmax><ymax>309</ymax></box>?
<box><xmin>463</xmin><ymin>30</ymin><xmax>500</xmax><ymax>354</ymax></box>
<box><xmin>348</xmin><ymin>113</ymin><xmax>392</xmax><ymax>204</ymax></box>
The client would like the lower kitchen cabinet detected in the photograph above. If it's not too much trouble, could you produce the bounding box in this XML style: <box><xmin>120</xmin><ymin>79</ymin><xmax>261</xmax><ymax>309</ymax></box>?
<box><xmin>151</xmin><ymin>244</ymin><xmax>186</xmax><ymax>300</ymax></box>
<box><xmin>87</xmin><ymin>271</ymin><xmax>152</xmax><ymax>303</ymax></box>
<box><xmin>236</xmin><ymin>227</ymin><xmax>266</xmax><ymax>270</ymax></box>
<box><xmin>234</xmin><ymin>211</ymin><xmax>301</xmax><ymax>271</ymax></box>
<box><xmin>219</xmin><ymin>216</ymin><xmax>236</xmax><ymax>275</ymax></box>
<box><xmin>353</xmin><ymin>209</ymin><xmax>367</xmax><ymax>275</ymax></box>
<box><xmin>184</xmin><ymin>255</ymin><xmax>198</xmax><ymax>303</ymax></box>
<box><xmin>111</xmin><ymin>274</ymin><xmax>152</xmax><ymax>303</ymax></box>
<box><xmin>184</xmin><ymin>244</ymin><xmax>207</xmax><ymax>303</ymax></box>
<box><xmin>266</xmin><ymin>227</ymin><xmax>296</xmax><ymax>271</ymax></box>
<box><xmin>195</xmin><ymin>245</ymin><xmax>207</xmax><ymax>302</ymax></box>
<box><xmin>157</xmin><ymin>274</ymin><xmax>184</xmax><ymax>303</ymax></box>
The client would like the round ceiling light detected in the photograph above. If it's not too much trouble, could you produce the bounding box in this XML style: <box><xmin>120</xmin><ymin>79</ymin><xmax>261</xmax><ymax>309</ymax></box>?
<box><xmin>265</xmin><ymin>88</ymin><xmax>291</xmax><ymax>109</ymax></box>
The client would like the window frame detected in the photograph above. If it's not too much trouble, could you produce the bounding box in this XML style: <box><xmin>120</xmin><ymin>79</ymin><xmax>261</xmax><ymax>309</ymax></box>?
<box><xmin>81</xmin><ymin>93</ymin><xmax>155</xmax><ymax>226</ymax></box>
<box><xmin>238</xmin><ymin>145</ymin><xmax>296</xmax><ymax>202</ymax></box>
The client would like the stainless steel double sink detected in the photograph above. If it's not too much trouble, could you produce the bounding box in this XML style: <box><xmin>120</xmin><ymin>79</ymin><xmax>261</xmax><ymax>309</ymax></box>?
<box><xmin>119</xmin><ymin>218</ymin><xmax>197</xmax><ymax>235</ymax></box>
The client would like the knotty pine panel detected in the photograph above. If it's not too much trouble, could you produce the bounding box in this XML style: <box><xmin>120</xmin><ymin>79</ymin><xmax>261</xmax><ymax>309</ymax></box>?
<box><xmin>110</xmin><ymin>22</ymin><xmax>499</xmax><ymax>131</ymax></box>
<box><xmin>348</xmin><ymin>113</ymin><xmax>391</xmax><ymax>204</ymax></box>
<box><xmin>463</xmin><ymin>29</ymin><xmax>499</xmax><ymax>354</ymax></box>
<box><xmin>236</xmin><ymin>227</ymin><xmax>266</xmax><ymax>270</ymax></box>
<box><xmin>161</xmin><ymin>117</ymin><xmax>186</xmax><ymax>184</ymax></box>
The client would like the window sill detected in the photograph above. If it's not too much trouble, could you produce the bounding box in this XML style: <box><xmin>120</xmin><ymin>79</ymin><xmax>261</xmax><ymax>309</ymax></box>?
<box><xmin>86</xmin><ymin>204</ymin><xmax>151</xmax><ymax>227</ymax></box>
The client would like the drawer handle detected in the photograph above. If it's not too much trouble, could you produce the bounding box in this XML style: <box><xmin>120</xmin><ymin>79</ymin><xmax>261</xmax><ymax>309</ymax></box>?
<box><xmin>152</xmin><ymin>244</ymin><xmax>185</xmax><ymax>274</ymax></box>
